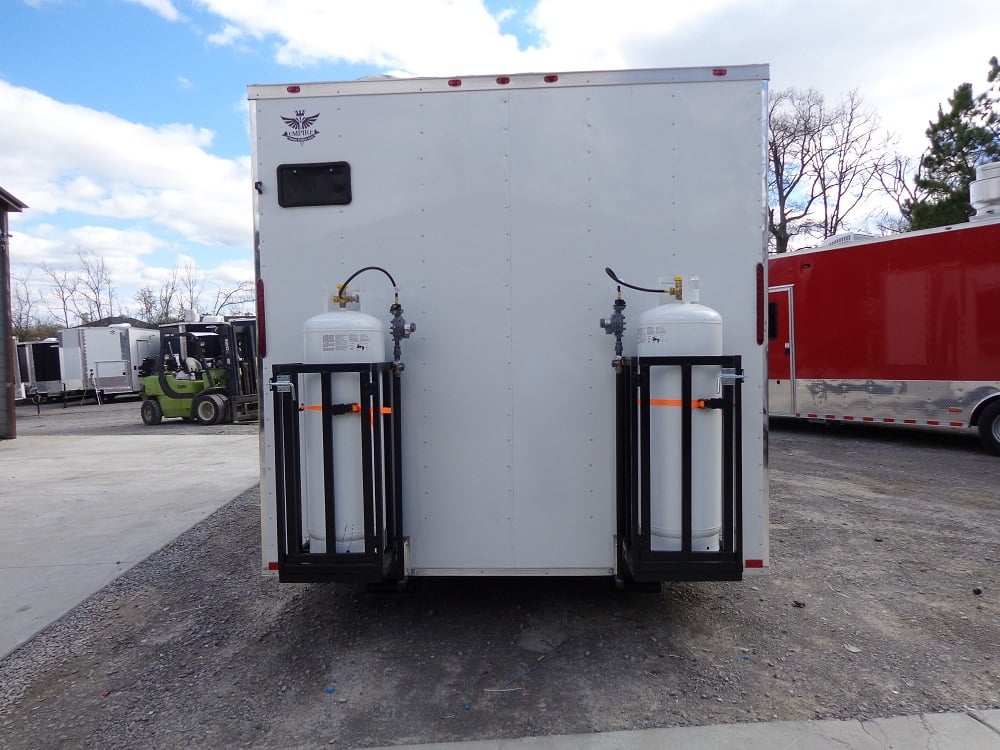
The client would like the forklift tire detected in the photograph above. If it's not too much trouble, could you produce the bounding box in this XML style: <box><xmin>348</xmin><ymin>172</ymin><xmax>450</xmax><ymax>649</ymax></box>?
<box><xmin>141</xmin><ymin>399</ymin><xmax>163</xmax><ymax>426</ymax></box>
<box><xmin>979</xmin><ymin>400</ymin><xmax>1000</xmax><ymax>456</ymax></box>
<box><xmin>194</xmin><ymin>393</ymin><xmax>226</xmax><ymax>426</ymax></box>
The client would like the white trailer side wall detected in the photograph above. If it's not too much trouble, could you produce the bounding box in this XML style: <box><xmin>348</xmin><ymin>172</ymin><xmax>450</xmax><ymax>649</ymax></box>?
<box><xmin>252</xmin><ymin>67</ymin><xmax>769</xmax><ymax>575</ymax></box>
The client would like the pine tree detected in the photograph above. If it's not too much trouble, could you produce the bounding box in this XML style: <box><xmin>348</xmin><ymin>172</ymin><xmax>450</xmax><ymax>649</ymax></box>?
<box><xmin>905</xmin><ymin>57</ymin><xmax>1000</xmax><ymax>230</ymax></box>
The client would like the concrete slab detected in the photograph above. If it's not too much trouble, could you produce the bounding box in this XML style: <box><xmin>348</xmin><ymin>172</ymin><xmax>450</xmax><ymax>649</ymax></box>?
<box><xmin>368</xmin><ymin>711</ymin><xmax>1000</xmax><ymax>749</ymax></box>
<box><xmin>973</xmin><ymin>708</ymin><xmax>1000</xmax><ymax>735</ymax></box>
<box><xmin>0</xmin><ymin>434</ymin><xmax>259</xmax><ymax>658</ymax></box>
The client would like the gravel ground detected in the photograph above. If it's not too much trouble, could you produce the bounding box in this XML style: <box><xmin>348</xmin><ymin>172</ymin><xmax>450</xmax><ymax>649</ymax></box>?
<box><xmin>1</xmin><ymin>412</ymin><xmax>998</xmax><ymax>749</ymax></box>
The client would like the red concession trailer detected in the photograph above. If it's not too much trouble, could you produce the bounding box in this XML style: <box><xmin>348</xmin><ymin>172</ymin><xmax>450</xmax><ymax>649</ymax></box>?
<box><xmin>767</xmin><ymin>219</ymin><xmax>1000</xmax><ymax>454</ymax></box>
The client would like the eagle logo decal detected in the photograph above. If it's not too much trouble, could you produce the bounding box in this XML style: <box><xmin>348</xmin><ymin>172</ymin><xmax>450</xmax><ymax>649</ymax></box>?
<box><xmin>281</xmin><ymin>110</ymin><xmax>320</xmax><ymax>143</ymax></box>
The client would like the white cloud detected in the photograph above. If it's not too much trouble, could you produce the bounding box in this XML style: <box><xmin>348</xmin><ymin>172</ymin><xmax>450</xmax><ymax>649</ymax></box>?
<box><xmin>0</xmin><ymin>80</ymin><xmax>249</xmax><ymax>248</ymax></box>
<box><xmin>207</xmin><ymin>22</ymin><xmax>246</xmax><ymax>47</ymax></box>
<box><xmin>195</xmin><ymin>0</ymin><xmax>526</xmax><ymax>74</ymax></box>
<box><xmin>121</xmin><ymin>0</ymin><xmax>180</xmax><ymax>22</ymax></box>
<box><xmin>192</xmin><ymin>0</ymin><xmax>1000</xmax><ymax>160</ymax></box>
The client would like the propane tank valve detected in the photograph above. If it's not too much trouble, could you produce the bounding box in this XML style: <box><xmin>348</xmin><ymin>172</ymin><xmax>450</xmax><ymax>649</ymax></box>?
<box><xmin>335</xmin><ymin>283</ymin><xmax>359</xmax><ymax>308</ymax></box>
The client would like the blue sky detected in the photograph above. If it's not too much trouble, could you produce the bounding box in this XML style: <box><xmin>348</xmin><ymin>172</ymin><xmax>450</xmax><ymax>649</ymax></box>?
<box><xmin>3</xmin><ymin>0</ymin><xmax>998</xmax><ymax>322</ymax></box>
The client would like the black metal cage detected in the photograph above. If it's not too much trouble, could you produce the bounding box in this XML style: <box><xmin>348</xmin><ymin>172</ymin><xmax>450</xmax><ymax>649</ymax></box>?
<box><xmin>616</xmin><ymin>355</ymin><xmax>744</xmax><ymax>582</ymax></box>
<box><xmin>269</xmin><ymin>362</ymin><xmax>404</xmax><ymax>583</ymax></box>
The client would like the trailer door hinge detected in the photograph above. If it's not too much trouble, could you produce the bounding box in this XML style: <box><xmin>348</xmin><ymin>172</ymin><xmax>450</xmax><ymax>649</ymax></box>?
<box><xmin>269</xmin><ymin>374</ymin><xmax>295</xmax><ymax>397</ymax></box>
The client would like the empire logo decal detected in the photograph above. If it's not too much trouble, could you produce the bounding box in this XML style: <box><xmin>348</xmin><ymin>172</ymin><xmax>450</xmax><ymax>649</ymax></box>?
<box><xmin>281</xmin><ymin>110</ymin><xmax>320</xmax><ymax>143</ymax></box>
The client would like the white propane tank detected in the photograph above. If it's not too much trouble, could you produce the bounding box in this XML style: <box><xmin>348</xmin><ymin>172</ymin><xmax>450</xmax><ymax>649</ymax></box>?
<box><xmin>637</xmin><ymin>288</ymin><xmax>723</xmax><ymax>552</ymax></box>
<box><xmin>302</xmin><ymin>306</ymin><xmax>386</xmax><ymax>553</ymax></box>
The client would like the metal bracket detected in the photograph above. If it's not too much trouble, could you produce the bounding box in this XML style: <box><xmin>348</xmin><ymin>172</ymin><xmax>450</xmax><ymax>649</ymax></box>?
<box><xmin>717</xmin><ymin>368</ymin><xmax>745</xmax><ymax>394</ymax></box>
<box><xmin>269</xmin><ymin>374</ymin><xmax>295</xmax><ymax>398</ymax></box>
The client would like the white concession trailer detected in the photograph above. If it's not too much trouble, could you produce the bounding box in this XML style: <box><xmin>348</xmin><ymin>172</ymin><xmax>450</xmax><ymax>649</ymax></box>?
<box><xmin>250</xmin><ymin>66</ymin><xmax>770</xmax><ymax>585</ymax></box>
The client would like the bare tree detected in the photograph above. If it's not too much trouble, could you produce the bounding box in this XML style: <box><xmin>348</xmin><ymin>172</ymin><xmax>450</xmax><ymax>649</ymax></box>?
<box><xmin>134</xmin><ymin>286</ymin><xmax>158</xmax><ymax>323</ymax></box>
<box><xmin>212</xmin><ymin>281</ymin><xmax>255</xmax><ymax>316</ymax></box>
<box><xmin>134</xmin><ymin>267</ymin><xmax>180</xmax><ymax>324</ymax></box>
<box><xmin>180</xmin><ymin>259</ymin><xmax>205</xmax><ymax>317</ymax></box>
<box><xmin>768</xmin><ymin>88</ymin><xmax>826</xmax><ymax>253</ymax></box>
<box><xmin>41</xmin><ymin>262</ymin><xmax>80</xmax><ymax>328</ymax></box>
<box><xmin>769</xmin><ymin>88</ymin><xmax>898</xmax><ymax>252</ymax></box>
<box><xmin>11</xmin><ymin>270</ymin><xmax>42</xmax><ymax>333</ymax></box>
<box><xmin>811</xmin><ymin>89</ymin><xmax>895</xmax><ymax>238</ymax></box>
<box><xmin>75</xmin><ymin>247</ymin><xmax>117</xmax><ymax>322</ymax></box>
<box><xmin>870</xmin><ymin>153</ymin><xmax>919</xmax><ymax>234</ymax></box>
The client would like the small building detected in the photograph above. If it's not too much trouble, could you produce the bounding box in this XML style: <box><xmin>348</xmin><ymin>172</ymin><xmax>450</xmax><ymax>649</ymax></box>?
<box><xmin>1</xmin><ymin>186</ymin><xmax>28</xmax><ymax>439</ymax></box>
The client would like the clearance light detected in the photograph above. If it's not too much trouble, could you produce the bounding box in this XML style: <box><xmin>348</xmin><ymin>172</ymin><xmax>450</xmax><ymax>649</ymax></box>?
<box><xmin>448</xmin><ymin>79</ymin><xmax>462</xmax><ymax>87</ymax></box>
<box><xmin>544</xmin><ymin>75</ymin><xmax>559</xmax><ymax>83</ymax></box>
<box><xmin>496</xmin><ymin>76</ymin><xmax>511</xmax><ymax>85</ymax></box>
<box><xmin>286</xmin><ymin>85</ymin><xmax>301</xmax><ymax>93</ymax></box>
<box><xmin>745</xmin><ymin>559</ymin><xmax>764</xmax><ymax>568</ymax></box>
<box><xmin>712</xmin><ymin>69</ymin><xmax>728</xmax><ymax>77</ymax></box>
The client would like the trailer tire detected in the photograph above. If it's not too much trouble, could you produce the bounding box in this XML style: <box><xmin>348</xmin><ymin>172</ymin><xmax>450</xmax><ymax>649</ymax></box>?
<box><xmin>141</xmin><ymin>399</ymin><xmax>163</xmax><ymax>426</ymax></box>
<box><xmin>979</xmin><ymin>400</ymin><xmax>1000</xmax><ymax>456</ymax></box>
<box><xmin>194</xmin><ymin>393</ymin><xmax>225</xmax><ymax>425</ymax></box>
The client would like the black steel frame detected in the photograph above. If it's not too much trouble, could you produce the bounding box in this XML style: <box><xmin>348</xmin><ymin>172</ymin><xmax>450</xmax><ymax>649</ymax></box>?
<box><xmin>270</xmin><ymin>362</ymin><xmax>404</xmax><ymax>583</ymax></box>
<box><xmin>616</xmin><ymin>355</ymin><xmax>744</xmax><ymax>582</ymax></box>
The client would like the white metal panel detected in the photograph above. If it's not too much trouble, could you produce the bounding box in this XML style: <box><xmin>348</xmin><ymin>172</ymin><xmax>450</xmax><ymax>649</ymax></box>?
<box><xmin>504</xmin><ymin>80</ymin><xmax>769</xmax><ymax>569</ymax></box>
<box><xmin>255</xmin><ymin>88</ymin><xmax>517</xmax><ymax>570</ymax></box>
<box><xmin>253</xmin><ymin>66</ymin><xmax>770</xmax><ymax>574</ymax></box>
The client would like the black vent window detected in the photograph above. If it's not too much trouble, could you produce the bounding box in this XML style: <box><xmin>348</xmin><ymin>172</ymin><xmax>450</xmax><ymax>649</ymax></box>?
<box><xmin>277</xmin><ymin>162</ymin><xmax>352</xmax><ymax>207</ymax></box>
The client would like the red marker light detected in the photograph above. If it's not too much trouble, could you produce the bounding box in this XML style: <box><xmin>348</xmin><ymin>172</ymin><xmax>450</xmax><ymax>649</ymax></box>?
<box><xmin>256</xmin><ymin>278</ymin><xmax>267</xmax><ymax>358</ymax></box>
<box><xmin>448</xmin><ymin>79</ymin><xmax>462</xmax><ymax>87</ymax></box>
<box><xmin>496</xmin><ymin>76</ymin><xmax>511</xmax><ymax>85</ymax></box>
<box><xmin>712</xmin><ymin>69</ymin><xmax>727</xmax><ymax>77</ymax></box>
<box><xmin>755</xmin><ymin>262</ymin><xmax>765</xmax><ymax>345</ymax></box>
<box><xmin>544</xmin><ymin>75</ymin><xmax>558</xmax><ymax>83</ymax></box>
<box><xmin>286</xmin><ymin>85</ymin><xmax>301</xmax><ymax>93</ymax></box>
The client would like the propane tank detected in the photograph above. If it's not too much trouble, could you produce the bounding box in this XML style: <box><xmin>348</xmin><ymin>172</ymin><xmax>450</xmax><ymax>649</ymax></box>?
<box><xmin>302</xmin><ymin>302</ymin><xmax>386</xmax><ymax>553</ymax></box>
<box><xmin>637</xmin><ymin>277</ymin><xmax>723</xmax><ymax>552</ymax></box>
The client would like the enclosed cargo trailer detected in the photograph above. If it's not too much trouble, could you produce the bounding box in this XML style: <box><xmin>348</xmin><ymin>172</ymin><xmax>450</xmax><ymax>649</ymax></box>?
<box><xmin>16</xmin><ymin>339</ymin><xmax>62</xmax><ymax>401</ymax></box>
<box><xmin>59</xmin><ymin>324</ymin><xmax>160</xmax><ymax>399</ymax></box>
<box><xmin>250</xmin><ymin>66</ymin><xmax>771</xmax><ymax>585</ymax></box>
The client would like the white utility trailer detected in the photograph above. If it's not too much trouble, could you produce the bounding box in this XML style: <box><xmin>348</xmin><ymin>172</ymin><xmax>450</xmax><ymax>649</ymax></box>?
<box><xmin>250</xmin><ymin>66</ymin><xmax>770</xmax><ymax>585</ymax></box>
<box><xmin>59</xmin><ymin>324</ymin><xmax>160</xmax><ymax>399</ymax></box>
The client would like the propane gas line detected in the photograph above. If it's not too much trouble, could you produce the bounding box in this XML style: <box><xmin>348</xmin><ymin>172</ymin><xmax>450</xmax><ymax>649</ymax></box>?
<box><xmin>600</xmin><ymin>267</ymin><xmax>687</xmax><ymax>371</ymax></box>
<box><xmin>604</xmin><ymin>267</ymin><xmax>683</xmax><ymax>300</ymax></box>
<box><xmin>336</xmin><ymin>265</ymin><xmax>416</xmax><ymax>372</ymax></box>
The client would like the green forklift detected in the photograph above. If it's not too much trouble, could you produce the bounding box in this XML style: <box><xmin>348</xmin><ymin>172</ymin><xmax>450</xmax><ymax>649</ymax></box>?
<box><xmin>139</xmin><ymin>317</ymin><xmax>258</xmax><ymax>426</ymax></box>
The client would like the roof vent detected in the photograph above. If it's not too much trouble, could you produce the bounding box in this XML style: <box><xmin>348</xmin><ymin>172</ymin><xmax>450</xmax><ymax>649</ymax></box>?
<box><xmin>970</xmin><ymin>161</ymin><xmax>1000</xmax><ymax>223</ymax></box>
<box><xmin>820</xmin><ymin>233</ymin><xmax>875</xmax><ymax>248</ymax></box>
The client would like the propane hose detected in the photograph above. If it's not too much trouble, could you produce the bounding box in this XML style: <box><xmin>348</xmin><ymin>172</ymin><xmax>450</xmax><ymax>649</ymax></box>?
<box><xmin>604</xmin><ymin>267</ymin><xmax>667</xmax><ymax>294</ymax></box>
<box><xmin>337</xmin><ymin>265</ymin><xmax>398</xmax><ymax>302</ymax></box>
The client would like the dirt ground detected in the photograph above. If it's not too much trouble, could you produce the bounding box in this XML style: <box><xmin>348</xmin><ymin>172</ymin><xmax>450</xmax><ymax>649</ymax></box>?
<box><xmin>1</xmin><ymin>406</ymin><xmax>999</xmax><ymax>749</ymax></box>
